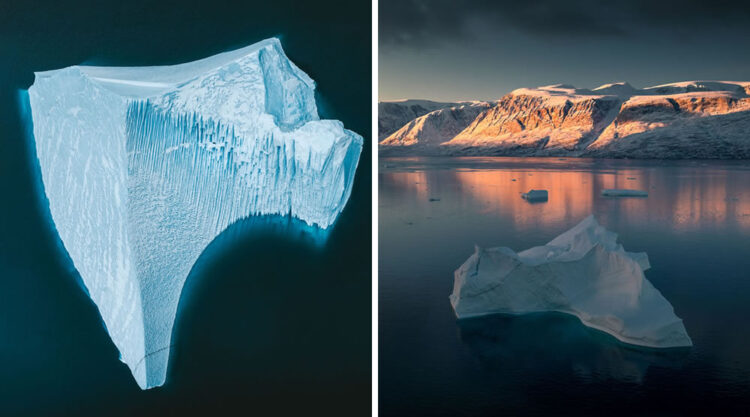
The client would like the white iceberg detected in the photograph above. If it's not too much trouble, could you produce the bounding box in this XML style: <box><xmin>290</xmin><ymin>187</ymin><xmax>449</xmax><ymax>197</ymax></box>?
<box><xmin>450</xmin><ymin>215</ymin><xmax>692</xmax><ymax>348</ymax></box>
<box><xmin>25</xmin><ymin>38</ymin><xmax>362</xmax><ymax>389</ymax></box>
<box><xmin>602</xmin><ymin>189</ymin><xmax>648</xmax><ymax>197</ymax></box>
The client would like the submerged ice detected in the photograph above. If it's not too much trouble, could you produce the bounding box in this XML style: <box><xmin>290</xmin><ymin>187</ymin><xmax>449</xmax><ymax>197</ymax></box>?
<box><xmin>26</xmin><ymin>38</ymin><xmax>362</xmax><ymax>389</ymax></box>
<box><xmin>450</xmin><ymin>215</ymin><xmax>691</xmax><ymax>349</ymax></box>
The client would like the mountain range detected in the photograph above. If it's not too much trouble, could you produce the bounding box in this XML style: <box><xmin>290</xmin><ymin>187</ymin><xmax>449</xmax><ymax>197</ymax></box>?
<box><xmin>379</xmin><ymin>81</ymin><xmax>750</xmax><ymax>158</ymax></box>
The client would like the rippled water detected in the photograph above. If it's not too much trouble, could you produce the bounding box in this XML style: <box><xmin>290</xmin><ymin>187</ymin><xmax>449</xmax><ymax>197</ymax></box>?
<box><xmin>380</xmin><ymin>157</ymin><xmax>750</xmax><ymax>417</ymax></box>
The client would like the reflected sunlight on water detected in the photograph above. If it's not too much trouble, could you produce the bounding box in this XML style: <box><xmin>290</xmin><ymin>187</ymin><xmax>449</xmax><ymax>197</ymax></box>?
<box><xmin>381</xmin><ymin>157</ymin><xmax>750</xmax><ymax>234</ymax></box>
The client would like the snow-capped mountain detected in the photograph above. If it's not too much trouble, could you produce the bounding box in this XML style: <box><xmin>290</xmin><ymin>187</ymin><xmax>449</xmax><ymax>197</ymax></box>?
<box><xmin>380</xmin><ymin>81</ymin><xmax>750</xmax><ymax>158</ymax></box>
<box><xmin>379</xmin><ymin>101</ymin><xmax>491</xmax><ymax>149</ymax></box>
<box><xmin>378</xmin><ymin>99</ymin><xmax>461</xmax><ymax>139</ymax></box>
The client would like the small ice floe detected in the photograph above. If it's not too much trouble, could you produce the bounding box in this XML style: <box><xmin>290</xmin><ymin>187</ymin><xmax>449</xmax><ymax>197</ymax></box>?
<box><xmin>522</xmin><ymin>189</ymin><xmax>548</xmax><ymax>202</ymax></box>
<box><xmin>602</xmin><ymin>189</ymin><xmax>648</xmax><ymax>197</ymax></box>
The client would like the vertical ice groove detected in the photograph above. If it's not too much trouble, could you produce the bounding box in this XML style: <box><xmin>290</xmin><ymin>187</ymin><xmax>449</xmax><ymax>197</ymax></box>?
<box><xmin>26</xmin><ymin>38</ymin><xmax>363</xmax><ymax>389</ymax></box>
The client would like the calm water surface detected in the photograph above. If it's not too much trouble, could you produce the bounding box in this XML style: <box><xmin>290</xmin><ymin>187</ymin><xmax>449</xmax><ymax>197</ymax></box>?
<box><xmin>380</xmin><ymin>156</ymin><xmax>750</xmax><ymax>417</ymax></box>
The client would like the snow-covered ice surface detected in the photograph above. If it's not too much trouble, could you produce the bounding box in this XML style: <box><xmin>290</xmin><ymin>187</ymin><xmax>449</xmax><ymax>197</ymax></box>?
<box><xmin>450</xmin><ymin>215</ymin><xmax>692</xmax><ymax>348</ymax></box>
<box><xmin>25</xmin><ymin>38</ymin><xmax>362</xmax><ymax>389</ymax></box>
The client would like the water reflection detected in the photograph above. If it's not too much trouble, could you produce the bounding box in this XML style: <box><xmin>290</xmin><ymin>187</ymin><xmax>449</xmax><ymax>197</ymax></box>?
<box><xmin>458</xmin><ymin>314</ymin><xmax>689</xmax><ymax>384</ymax></box>
<box><xmin>381</xmin><ymin>157</ymin><xmax>750</xmax><ymax>233</ymax></box>
<box><xmin>380</xmin><ymin>157</ymin><xmax>750</xmax><ymax>416</ymax></box>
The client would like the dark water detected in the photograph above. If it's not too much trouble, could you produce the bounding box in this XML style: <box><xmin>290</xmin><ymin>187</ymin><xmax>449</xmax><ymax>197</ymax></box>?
<box><xmin>0</xmin><ymin>2</ymin><xmax>370</xmax><ymax>416</ymax></box>
<box><xmin>380</xmin><ymin>157</ymin><xmax>750</xmax><ymax>417</ymax></box>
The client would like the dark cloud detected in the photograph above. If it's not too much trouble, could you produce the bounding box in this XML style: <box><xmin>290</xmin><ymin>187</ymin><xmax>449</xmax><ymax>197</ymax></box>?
<box><xmin>380</xmin><ymin>0</ymin><xmax>750</xmax><ymax>47</ymax></box>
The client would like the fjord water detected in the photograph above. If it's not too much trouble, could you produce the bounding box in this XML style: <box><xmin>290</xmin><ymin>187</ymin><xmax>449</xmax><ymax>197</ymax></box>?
<box><xmin>380</xmin><ymin>157</ymin><xmax>750</xmax><ymax>416</ymax></box>
<box><xmin>0</xmin><ymin>1</ymin><xmax>370</xmax><ymax>416</ymax></box>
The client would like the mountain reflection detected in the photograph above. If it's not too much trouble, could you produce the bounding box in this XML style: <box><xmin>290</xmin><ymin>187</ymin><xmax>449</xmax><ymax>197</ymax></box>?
<box><xmin>381</xmin><ymin>158</ymin><xmax>750</xmax><ymax>233</ymax></box>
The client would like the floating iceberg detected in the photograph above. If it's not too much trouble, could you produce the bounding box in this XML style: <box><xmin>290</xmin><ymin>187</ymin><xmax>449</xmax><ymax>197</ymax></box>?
<box><xmin>521</xmin><ymin>189</ymin><xmax>548</xmax><ymax>202</ymax></box>
<box><xmin>25</xmin><ymin>38</ymin><xmax>362</xmax><ymax>389</ymax></box>
<box><xmin>602</xmin><ymin>189</ymin><xmax>648</xmax><ymax>197</ymax></box>
<box><xmin>450</xmin><ymin>215</ymin><xmax>691</xmax><ymax>348</ymax></box>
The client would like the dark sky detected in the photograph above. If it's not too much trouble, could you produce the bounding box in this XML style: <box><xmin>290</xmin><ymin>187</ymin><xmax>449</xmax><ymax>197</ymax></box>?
<box><xmin>379</xmin><ymin>0</ymin><xmax>750</xmax><ymax>101</ymax></box>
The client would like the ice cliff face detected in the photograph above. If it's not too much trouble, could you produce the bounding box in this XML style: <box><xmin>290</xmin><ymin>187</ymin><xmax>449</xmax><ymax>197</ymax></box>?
<box><xmin>378</xmin><ymin>99</ymin><xmax>460</xmax><ymax>139</ymax></box>
<box><xmin>26</xmin><ymin>38</ymin><xmax>362</xmax><ymax>389</ymax></box>
<box><xmin>380</xmin><ymin>81</ymin><xmax>750</xmax><ymax>158</ymax></box>
<box><xmin>450</xmin><ymin>216</ymin><xmax>692</xmax><ymax>349</ymax></box>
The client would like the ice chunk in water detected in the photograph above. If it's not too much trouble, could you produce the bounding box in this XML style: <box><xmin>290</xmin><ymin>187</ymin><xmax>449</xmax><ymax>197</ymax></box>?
<box><xmin>450</xmin><ymin>215</ymin><xmax>691</xmax><ymax>348</ymax></box>
<box><xmin>521</xmin><ymin>189</ymin><xmax>548</xmax><ymax>202</ymax></box>
<box><xmin>25</xmin><ymin>38</ymin><xmax>362</xmax><ymax>389</ymax></box>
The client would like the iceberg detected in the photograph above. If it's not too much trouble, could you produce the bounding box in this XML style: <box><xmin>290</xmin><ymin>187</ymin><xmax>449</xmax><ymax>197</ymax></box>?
<box><xmin>25</xmin><ymin>38</ymin><xmax>362</xmax><ymax>389</ymax></box>
<box><xmin>521</xmin><ymin>189</ymin><xmax>548</xmax><ymax>202</ymax></box>
<box><xmin>450</xmin><ymin>215</ymin><xmax>692</xmax><ymax>348</ymax></box>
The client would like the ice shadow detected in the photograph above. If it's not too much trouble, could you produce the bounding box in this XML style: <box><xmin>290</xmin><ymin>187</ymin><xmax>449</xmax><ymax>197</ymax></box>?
<box><xmin>457</xmin><ymin>312</ymin><xmax>689</xmax><ymax>384</ymax></box>
<box><xmin>162</xmin><ymin>211</ymin><xmax>370</xmax><ymax>416</ymax></box>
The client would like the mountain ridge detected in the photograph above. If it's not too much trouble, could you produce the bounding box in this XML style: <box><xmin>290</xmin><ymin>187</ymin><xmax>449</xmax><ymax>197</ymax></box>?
<box><xmin>380</xmin><ymin>81</ymin><xmax>750</xmax><ymax>158</ymax></box>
